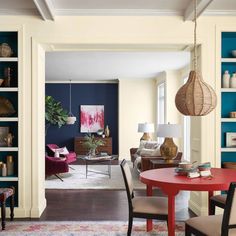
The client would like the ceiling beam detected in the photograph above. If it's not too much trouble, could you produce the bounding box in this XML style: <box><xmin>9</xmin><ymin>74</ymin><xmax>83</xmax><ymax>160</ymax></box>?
<box><xmin>33</xmin><ymin>0</ymin><xmax>55</xmax><ymax>21</ymax></box>
<box><xmin>184</xmin><ymin>0</ymin><xmax>213</xmax><ymax>21</ymax></box>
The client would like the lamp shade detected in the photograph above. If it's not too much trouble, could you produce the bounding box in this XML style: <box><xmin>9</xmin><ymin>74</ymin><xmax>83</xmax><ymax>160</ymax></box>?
<box><xmin>138</xmin><ymin>123</ymin><xmax>154</xmax><ymax>133</ymax></box>
<box><xmin>157</xmin><ymin>124</ymin><xmax>181</xmax><ymax>138</ymax></box>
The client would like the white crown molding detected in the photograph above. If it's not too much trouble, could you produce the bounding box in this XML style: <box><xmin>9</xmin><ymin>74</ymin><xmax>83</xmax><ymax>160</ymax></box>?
<box><xmin>55</xmin><ymin>9</ymin><xmax>182</xmax><ymax>16</ymax></box>
<box><xmin>0</xmin><ymin>8</ymin><xmax>39</xmax><ymax>16</ymax></box>
<box><xmin>203</xmin><ymin>10</ymin><xmax>236</xmax><ymax>16</ymax></box>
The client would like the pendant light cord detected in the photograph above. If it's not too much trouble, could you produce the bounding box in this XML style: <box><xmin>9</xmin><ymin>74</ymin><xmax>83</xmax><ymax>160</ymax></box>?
<box><xmin>194</xmin><ymin>0</ymin><xmax>197</xmax><ymax>72</ymax></box>
<box><xmin>69</xmin><ymin>80</ymin><xmax>72</xmax><ymax>114</ymax></box>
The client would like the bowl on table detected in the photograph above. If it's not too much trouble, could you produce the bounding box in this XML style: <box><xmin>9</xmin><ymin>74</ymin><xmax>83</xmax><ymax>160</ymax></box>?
<box><xmin>175</xmin><ymin>167</ymin><xmax>196</xmax><ymax>176</ymax></box>
<box><xmin>178</xmin><ymin>162</ymin><xmax>193</xmax><ymax>170</ymax></box>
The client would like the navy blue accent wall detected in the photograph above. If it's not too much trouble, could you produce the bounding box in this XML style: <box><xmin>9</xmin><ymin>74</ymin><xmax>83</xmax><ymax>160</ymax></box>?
<box><xmin>45</xmin><ymin>83</ymin><xmax>119</xmax><ymax>154</ymax></box>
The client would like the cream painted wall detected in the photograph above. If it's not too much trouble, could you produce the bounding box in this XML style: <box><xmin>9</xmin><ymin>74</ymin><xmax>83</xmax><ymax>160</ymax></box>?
<box><xmin>0</xmin><ymin>15</ymin><xmax>235</xmax><ymax>217</ymax></box>
<box><xmin>119</xmin><ymin>78</ymin><xmax>156</xmax><ymax>159</ymax></box>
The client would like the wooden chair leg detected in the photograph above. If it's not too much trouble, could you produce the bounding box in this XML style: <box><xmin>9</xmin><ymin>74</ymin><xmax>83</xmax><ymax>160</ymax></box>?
<box><xmin>10</xmin><ymin>195</ymin><xmax>14</xmax><ymax>221</ymax></box>
<box><xmin>209</xmin><ymin>201</ymin><xmax>216</xmax><ymax>215</ymax></box>
<box><xmin>127</xmin><ymin>214</ymin><xmax>133</xmax><ymax>236</ymax></box>
<box><xmin>1</xmin><ymin>201</ymin><xmax>6</xmax><ymax>230</ymax></box>
<box><xmin>185</xmin><ymin>224</ymin><xmax>192</xmax><ymax>236</ymax></box>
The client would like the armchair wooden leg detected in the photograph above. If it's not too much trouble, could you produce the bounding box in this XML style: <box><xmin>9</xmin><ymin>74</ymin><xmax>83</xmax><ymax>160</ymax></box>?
<box><xmin>127</xmin><ymin>214</ymin><xmax>133</xmax><ymax>236</ymax></box>
<box><xmin>1</xmin><ymin>201</ymin><xmax>6</xmax><ymax>230</ymax></box>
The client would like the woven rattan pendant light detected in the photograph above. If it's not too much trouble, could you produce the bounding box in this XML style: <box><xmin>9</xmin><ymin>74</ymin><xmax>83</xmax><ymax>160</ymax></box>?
<box><xmin>175</xmin><ymin>0</ymin><xmax>217</xmax><ymax>116</ymax></box>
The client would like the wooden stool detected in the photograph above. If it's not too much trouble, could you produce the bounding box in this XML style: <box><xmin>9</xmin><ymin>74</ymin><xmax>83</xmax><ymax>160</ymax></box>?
<box><xmin>0</xmin><ymin>187</ymin><xmax>14</xmax><ymax>230</ymax></box>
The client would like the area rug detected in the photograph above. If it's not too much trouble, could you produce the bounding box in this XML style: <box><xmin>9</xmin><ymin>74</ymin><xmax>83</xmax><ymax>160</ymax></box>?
<box><xmin>45</xmin><ymin>164</ymin><xmax>145</xmax><ymax>190</ymax></box>
<box><xmin>0</xmin><ymin>221</ymin><xmax>185</xmax><ymax>236</ymax></box>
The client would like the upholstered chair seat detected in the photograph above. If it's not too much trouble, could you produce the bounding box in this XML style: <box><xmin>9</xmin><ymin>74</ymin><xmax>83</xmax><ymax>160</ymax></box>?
<box><xmin>185</xmin><ymin>183</ymin><xmax>236</xmax><ymax>236</ymax></box>
<box><xmin>132</xmin><ymin>196</ymin><xmax>168</xmax><ymax>215</ymax></box>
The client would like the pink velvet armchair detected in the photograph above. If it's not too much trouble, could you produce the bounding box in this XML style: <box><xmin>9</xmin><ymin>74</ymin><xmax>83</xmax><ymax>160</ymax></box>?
<box><xmin>45</xmin><ymin>156</ymin><xmax>69</xmax><ymax>181</ymax></box>
<box><xmin>46</xmin><ymin>144</ymin><xmax>77</xmax><ymax>164</ymax></box>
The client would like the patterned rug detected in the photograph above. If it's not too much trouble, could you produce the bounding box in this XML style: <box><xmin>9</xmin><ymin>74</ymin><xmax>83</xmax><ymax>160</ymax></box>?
<box><xmin>0</xmin><ymin>221</ymin><xmax>185</xmax><ymax>236</ymax></box>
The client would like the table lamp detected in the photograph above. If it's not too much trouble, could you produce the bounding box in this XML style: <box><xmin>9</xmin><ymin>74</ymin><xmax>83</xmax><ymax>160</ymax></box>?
<box><xmin>138</xmin><ymin>123</ymin><xmax>154</xmax><ymax>141</ymax></box>
<box><xmin>157</xmin><ymin>123</ymin><xmax>181</xmax><ymax>162</ymax></box>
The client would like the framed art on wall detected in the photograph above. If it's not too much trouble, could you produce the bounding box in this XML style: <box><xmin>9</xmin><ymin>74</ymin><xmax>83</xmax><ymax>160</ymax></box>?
<box><xmin>226</xmin><ymin>132</ymin><xmax>236</xmax><ymax>147</ymax></box>
<box><xmin>80</xmin><ymin>105</ymin><xmax>104</xmax><ymax>133</ymax></box>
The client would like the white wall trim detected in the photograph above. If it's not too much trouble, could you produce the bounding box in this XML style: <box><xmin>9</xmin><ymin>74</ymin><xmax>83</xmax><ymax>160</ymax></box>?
<box><xmin>0</xmin><ymin>9</ymin><xmax>39</xmax><ymax>16</ymax></box>
<box><xmin>55</xmin><ymin>9</ymin><xmax>182</xmax><ymax>16</ymax></box>
<box><xmin>45</xmin><ymin>80</ymin><xmax>119</xmax><ymax>84</ymax></box>
<box><xmin>189</xmin><ymin>198</ymin><xmax>208</xmax><ymax>216</ymax></box>
<box><xmin>203</xmin><ymin>10</ymin><xmax>236</xmax><ymax>17</ymax></box>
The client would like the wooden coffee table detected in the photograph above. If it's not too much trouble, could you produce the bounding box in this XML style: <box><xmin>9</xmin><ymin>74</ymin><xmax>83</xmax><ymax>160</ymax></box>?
<box><xmin>79</xmin><ymin>156</ymin><xmax>116</xmax><ymax>178</ymax></box>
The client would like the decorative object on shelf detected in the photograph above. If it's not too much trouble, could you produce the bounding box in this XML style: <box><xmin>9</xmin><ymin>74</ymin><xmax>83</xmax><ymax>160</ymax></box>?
<box><xmin>230</xmin><ymin>112</ymin><xmax>236</xmax><ymax>118</ymax></box>
<box><xmin>137</xmin><ymin>123</ymin><xmax>154</xmax><ymax>141</ymax></box>
<box><xmin>175</xmin><ymin>0</ymin><xmax>217</xmax><ymax>116</ymax></box>
<box><xmin>226</xmin><ymin>132</ymin><xmax>236</xmax><ymax>147</ymax></box>
<box><xmin>0</xmin><ymin>96</ymin><xmax>16</xmax><ymax>117</ymax></box>
<box><xmin>105</xmin><ymin>125</ymin><xmax>110</xmax><ymax>137</ymax></box>
<box><xmin>0</xmin><ymin>127</ymin><xmax>9</xmax><ymax>147</ymax></box>
<box><xmin>97</xmin><ymin>129</ymin><xmax>104</xmax><ymax>136</ymax></box>
<box><xmin>0</xmin><ymin>43</ymin><xmax>13</xmax><ymax>57</ymax></box>
<box><xmin>157</xmin><ymin>123</ymin><xmax>181</xmax><ymax>162</ymax></box>
<box><xmin>0</xmin><ymin>78</ymin><xmax>4</xmax><ymax>86</ymax></box>
<box><xmin>1</xmin><ymin>163</ymin><xmax>7</xmax><ymax>176</ymax></box>
<box><xmin>230</xmin><ymin>73</ymin><xmax>236</xmax><ymax>88</ymax></box>
<box><xmin>4</xmin><ymin>67</ymin><xmax>11</xmax><ymax>87</ymax></box>
<box><xmin>232</xmin><ymin>50</ymin><xmax>236</xmax><ymax>58</ymax></box>
<box><xmin>4</xmin><ymin>133</ymin><xmax>14</xmax><ymax>147</ymax></box>
<box><xmin>66</xmin><ymin>80</ymin><xmax>76</xmax><ymax>125</ymax></box>
<box><xmin>6</xmin><ymin>155</ymin><xmax>14</xmax><ymax>176</ymax></box>
<box><xmin>45</xmin><ymin>95</ymin><xmax>68</xmax><ymax>135</ymax></box>
<box><xmin>82</xmin><ymin>133</ymin><xmax>105</xmax><ymax>156</ymax></box>
<box><xmin>80</xmin><ymin>105</ymin><xmax>104</xmax><ymax>133</ymax></box>
<box><xmin>222</xmin><ymin>70</ymin><xmax>230</xmax><ymax>88</ymax></box>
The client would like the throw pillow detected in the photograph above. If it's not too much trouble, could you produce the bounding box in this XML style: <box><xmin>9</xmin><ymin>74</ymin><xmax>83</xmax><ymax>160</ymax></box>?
<box><xmin>140</xmin><ymin>148</ymin><xmax>155</xmax><ymax>156</ymax></box>
<box><xmin>136</xmin><ymin>140</ymin><xmax>160</xmax><ymax>155</ymax></box>
<box><xmin>60</xmin><ymin>147</ymin><xmax>69</xmax><ymax>155</ymax></box>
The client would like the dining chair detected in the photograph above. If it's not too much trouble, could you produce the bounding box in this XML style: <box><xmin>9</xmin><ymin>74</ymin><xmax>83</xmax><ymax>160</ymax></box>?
<box><xmin>120</xmin><ymin>159</ymin><xmax>168</xmax><ymax>236</ymax></box>
<box><xmin>185</xmin><ymin>182</ymin><xmax>236</xmax><ymax>236</ymax></box>
<box><xmin>209</xmin><ymin>194</ymin><xmax>227</xmax><ymax>215</ymax></box>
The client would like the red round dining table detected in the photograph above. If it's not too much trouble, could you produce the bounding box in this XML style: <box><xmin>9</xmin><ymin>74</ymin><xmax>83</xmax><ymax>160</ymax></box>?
<box><xmin>140</xmin><ymin>168</ymin><xmax>236</xmax><ymax>236</ymax></box>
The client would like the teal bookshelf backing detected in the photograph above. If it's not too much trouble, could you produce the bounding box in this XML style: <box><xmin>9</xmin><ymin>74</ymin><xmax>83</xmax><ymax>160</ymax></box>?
<box><xmin>221</xmin><ymin>32</ymin><xmax>236</xmax><ymax>167</ymax></box>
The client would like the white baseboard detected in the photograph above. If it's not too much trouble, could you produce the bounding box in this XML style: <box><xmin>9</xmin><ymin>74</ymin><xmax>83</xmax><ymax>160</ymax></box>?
<box><xmin>6</xmin><ymin>207</ymin><xmax>31</xmax><ymax>218</ymax></box>
<box><xmin>30</xmin><ymin>198</ymin><xmax>47</xmax><ymax>218</ymax></box>
<box><xmin>189</xmin><ymin>199</ymin><xmax>208</xmax><ymax>216</ymax></box>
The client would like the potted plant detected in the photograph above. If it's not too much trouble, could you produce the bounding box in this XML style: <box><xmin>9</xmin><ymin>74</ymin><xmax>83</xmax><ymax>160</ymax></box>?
<box><xmin>83</xmin><ymin>133</ymin><xmax>105</xmax><ymax>156</ymax></box>
<box><xmin>45</xmin><ymin>95</ymin><xmax>68</xmax><ymax>135</ymax></box>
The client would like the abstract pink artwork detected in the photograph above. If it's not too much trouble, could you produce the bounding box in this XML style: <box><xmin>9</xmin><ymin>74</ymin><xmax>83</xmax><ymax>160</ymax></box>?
<box><xmin>80</xmin><ymin>105</ymin><xmax>104</xmax><ymax>133</ymax></box>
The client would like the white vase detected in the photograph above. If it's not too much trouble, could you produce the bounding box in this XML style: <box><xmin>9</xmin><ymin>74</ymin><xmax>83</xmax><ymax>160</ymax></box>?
<box><xmin>223</xmin><ymin>70</ymin><xmax>230</xmax><ymax>88</ymax></box>
<box><xmin>231</xmin><ymin>73</ymin><xmax>236</xmax><ymax>88</ymax></box>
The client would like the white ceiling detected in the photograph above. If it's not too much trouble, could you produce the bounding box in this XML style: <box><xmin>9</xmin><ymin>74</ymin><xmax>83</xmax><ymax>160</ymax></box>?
<box><xmin>0</xmin><ymin>0</ymin><xmax>236</xmax><ymax>20</ymax></box>
<box><xmin>45</xmin><ymin>51</ymin><xmax>190</xmax><ymax>81</ymax></box>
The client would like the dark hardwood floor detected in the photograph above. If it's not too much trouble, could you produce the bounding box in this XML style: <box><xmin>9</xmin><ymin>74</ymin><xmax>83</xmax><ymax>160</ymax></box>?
<box><xmin>40</xmin><ymin>189</ymin><xmax>195</xmax><ymax>221</ymax></box>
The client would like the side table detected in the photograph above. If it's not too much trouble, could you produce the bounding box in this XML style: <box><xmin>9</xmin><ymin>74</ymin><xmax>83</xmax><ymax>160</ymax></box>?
<box><xmin>150</xmin><ymin>159</ymin><xmax>181</xmax><ymax>169</ymax></box>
